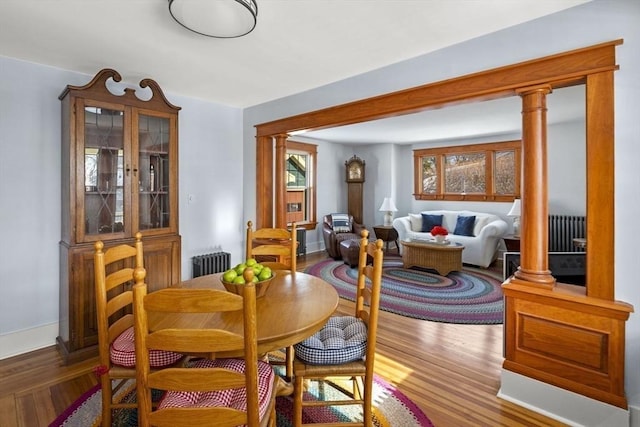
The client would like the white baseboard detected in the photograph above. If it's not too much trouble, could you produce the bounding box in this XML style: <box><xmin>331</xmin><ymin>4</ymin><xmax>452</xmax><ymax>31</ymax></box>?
<box><xmin>303</xmin><ymin>241</ymin><xmax>325</xmax><ymax>255</ymax></box>
<box><xmin>499</xmin><ymin>370</ymin><xmax>630</xmax><ymax>426</ymax></box>
<box><xmin>0</xmin><ymin>322</ymin><xmax>58</xmax><ymax>360</ymax></box>
<box><xmin>631</xmin><ymin>405</ymin><xmax>640</xmax><ymax>427</ymax></box>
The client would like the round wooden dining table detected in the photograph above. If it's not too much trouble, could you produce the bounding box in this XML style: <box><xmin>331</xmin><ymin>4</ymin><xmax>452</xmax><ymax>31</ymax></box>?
<box><xmin>151</xmin><ymin>270</ymin><xmax>340</xmax><ymax>358</ymax></box>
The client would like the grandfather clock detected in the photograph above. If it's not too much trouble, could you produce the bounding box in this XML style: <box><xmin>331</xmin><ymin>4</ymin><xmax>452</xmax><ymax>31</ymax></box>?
<box><xmin>345</xmin><ymin>155</ymin><xmax>365</xmax><ymax>224</ymax></box>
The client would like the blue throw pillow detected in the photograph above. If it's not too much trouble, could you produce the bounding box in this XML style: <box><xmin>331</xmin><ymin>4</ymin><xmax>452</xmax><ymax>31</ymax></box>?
<box><xmin>453</xmin><ymin>215</ymin><xmax>476</xmax><ymax>236</ymax></box>
<box><xmin>421</xmin><ymin>214</ymin><xmax>443</xmax><ymax>232</ymax></box>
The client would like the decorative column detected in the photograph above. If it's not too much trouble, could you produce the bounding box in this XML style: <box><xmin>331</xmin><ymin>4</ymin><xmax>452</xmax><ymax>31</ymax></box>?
<box><xmin>274</xmin><ymin>134</ymin><xmax>288</xmax><ymax>228</ymax></box>
<box><xmin>255</xmin><ymin>135</ymin><xmax>274</xmax><ymax>229</ymax></box>
<box><xmin>512</xmin><ymin>85</ymin><xmax>555</xmax><ymax>288</ymax></box>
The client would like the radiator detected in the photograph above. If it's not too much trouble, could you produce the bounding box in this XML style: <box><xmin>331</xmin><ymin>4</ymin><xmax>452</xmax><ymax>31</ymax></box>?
<box><xmin>192</xmin><ymin>252</ymin><xmax>231</xmax><ymax>278</ymax></box>
<box><xmin>548</xmin><ymin>215</ymin><xmax>586</xmax><ymax>252</ymax></box>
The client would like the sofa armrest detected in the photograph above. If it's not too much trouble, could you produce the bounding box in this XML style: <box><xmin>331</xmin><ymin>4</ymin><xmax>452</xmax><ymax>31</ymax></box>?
<box><xmin>392</xmin><ymin>217</ymin><xmax>412</xmax><ymax>248</ymax></box>
<box><xmin>478</xmin><ymin>219</ymin><xmax>509</xmax><ymax>238</ymax></box>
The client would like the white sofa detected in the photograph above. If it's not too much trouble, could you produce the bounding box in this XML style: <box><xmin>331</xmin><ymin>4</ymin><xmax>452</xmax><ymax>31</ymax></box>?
<box><xmin>392</xmin><ymin>210</ymin><xmax>508</xmax><ymax>268</ymax></box>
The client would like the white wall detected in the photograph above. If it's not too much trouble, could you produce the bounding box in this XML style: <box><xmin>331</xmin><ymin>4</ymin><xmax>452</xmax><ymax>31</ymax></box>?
<box><xmin>0</xmin><ymin>57</ymin><xmax>245</xmax><ymax>358</ymax></box>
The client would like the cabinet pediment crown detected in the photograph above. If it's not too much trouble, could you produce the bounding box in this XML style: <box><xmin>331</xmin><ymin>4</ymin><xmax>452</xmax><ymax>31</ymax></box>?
<box><xmin>59</xmin><ymin>68</ymin><xmax>180</xmax><ymax>112</ymax></box>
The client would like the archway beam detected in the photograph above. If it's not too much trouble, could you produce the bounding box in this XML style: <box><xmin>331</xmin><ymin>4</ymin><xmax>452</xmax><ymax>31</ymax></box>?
<box><xmin>256</xmin><ymin>40</ymin><xmax>621</xmax><ymax>137</ymax></box>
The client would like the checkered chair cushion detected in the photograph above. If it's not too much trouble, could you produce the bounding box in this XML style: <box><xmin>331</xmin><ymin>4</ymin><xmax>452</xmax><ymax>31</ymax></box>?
<box><xmin>110</xmin><ymin>327</ymin><xmax>183</xmax><ymax>368</ymax></box>
<box><xmin>157</xmin><ymin>358</ymin><xmax>275</xmax><ymax>419</ymax></box>
<box><xmin>294</xmin><ymin>316</ymin><xmax>368</xmax><ymax>365</ymax></box>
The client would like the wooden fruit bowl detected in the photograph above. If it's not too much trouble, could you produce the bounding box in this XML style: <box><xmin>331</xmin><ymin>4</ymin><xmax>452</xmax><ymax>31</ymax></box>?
<box><xmin>222</xmin><ymin>272</ymin><xmax>275</xmax><ymax>298</ymax></box>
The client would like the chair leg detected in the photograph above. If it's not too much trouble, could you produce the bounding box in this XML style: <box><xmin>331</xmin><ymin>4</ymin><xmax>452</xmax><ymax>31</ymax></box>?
<box><xmin>101</xmin><ymin>380</ymin><xmax>112</xmax><ymax>427</ymax></box>
<box><xmin>363</xmin><ymin>374</ymin><xmax>374</xmax><ymax>427</ymax></box>
<box><xmin>293</xmin><ymin>372</ymin><xmax>304</xmax><ymax>427</ymax></box>
<box><xmin>269</xmin><ymin>404</ymin><xmax>277</xmax><ymax>427</ymax></box>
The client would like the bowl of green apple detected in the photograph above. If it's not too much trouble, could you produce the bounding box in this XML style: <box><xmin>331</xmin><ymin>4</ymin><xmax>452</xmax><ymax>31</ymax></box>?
<box><xmin>221</xmin><ymin>258</ymin><xmax>274</xmax><ymax>298</ymax></box>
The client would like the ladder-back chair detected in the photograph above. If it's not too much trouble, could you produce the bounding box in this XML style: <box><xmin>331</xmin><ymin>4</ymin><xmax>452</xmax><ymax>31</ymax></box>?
<box><xmin>133</xmin><ymin>270</ymin><xmax>277</xmax><ymax>427</ymax></box>
<box><xmin>292</xmin><ymin>230</ymin><xmax>384</xmax><ymax>426</ymax></box>
<box><xmin>94</xmin><ymin>232</ymin><xmax>182</xmax><ymax>426</ymax></box>
<box><xmin>246</xmin><ymin>220</ymin><xmax>297</xmax><ymax>272</ymax></box>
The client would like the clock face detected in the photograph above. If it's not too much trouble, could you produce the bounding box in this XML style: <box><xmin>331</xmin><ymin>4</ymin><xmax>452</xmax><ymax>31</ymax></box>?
<box><xmin>349</xmin><ymin>163</ymin><xmax>361</xmax><ymax>180</ymax></box>
<box><xmin>346</xmin><ymin>158</ymin><xmax>364</xmax><ymax>182</ymax></box>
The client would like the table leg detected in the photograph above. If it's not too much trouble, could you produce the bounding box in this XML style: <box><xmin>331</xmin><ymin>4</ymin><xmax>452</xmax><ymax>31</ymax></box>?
<box><xmin>275</xmin><ymin>376</ymin><xmax>294</xmax><ymax>396</ymax></box>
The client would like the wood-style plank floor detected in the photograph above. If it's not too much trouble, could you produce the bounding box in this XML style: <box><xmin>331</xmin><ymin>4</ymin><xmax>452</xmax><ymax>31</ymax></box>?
<box><xmin>0</xmin><ymin>251</ymin><xmax>567</xmax><ymax>426</ymax></box>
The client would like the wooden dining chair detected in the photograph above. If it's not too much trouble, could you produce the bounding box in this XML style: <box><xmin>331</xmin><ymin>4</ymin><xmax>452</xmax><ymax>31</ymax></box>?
<box><xmin>246</xmin><ymin>220</ymin><xmax>297</xmax><ymax>272</ymax></box>
<box><xmin>133</xmin><ymin>269</ymin><xmax>277</xmax><ymax>427</ymax></box>
<box><xmin>245</xmin><ymin>220</ymin><xmax>299</xmax><ymax>380</ymax></box>
<box><xmin>93</xmin><ymin>232</ymin><xmax>183</xmax><ymax>426</ymax></box>
<box><xmin>292</xmin><ymin>230</ymin><xmax>384</xmax><ymax>426</ymax></box>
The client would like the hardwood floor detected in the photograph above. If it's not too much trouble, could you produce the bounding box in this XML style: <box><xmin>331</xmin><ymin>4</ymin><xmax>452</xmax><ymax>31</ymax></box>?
<box><xmin>0</xmin><ymin>251</ymin><xmax>567</xmax><ymax>426</ymax></box>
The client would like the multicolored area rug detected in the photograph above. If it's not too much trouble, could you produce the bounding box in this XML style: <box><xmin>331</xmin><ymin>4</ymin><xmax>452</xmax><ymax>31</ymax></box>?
<box><xmin>305</xmin><ymin>256</ymin><xmax>504</xmax><ymax>324</ymax></box>
<box><xmin>49</xmin><ymin>375</ymin><xmax>434</xmax><ymax>426</ymax></box>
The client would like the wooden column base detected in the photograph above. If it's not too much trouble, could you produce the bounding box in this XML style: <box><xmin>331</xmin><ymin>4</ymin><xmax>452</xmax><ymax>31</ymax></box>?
<box><xmin>502</xmin><ymin>279</ymin><xmax>633</xmax><ymax>408</ymax></box>
<box><xmin>512</xmin><ymin>268</ymin><xmax>555</xmax><ymax>289</ymax></box>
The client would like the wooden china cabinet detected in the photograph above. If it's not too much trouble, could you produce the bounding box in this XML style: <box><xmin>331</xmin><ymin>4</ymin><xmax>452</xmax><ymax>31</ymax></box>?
<box><xmin>57</xmin><ymin>69</ymin><xmax>181</xmax><ymax>364</ymax></box>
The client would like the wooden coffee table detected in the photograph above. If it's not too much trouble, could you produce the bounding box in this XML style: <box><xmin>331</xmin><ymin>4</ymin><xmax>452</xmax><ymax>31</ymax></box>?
<box><xmin>400</xmin><ymin>239</ymin><xmax>465</xmax><ymax>276</ymax></box>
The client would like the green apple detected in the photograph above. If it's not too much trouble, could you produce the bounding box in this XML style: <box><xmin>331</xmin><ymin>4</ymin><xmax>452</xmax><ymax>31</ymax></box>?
<box><xmin>222</xmin><ymin>269</ymin><xmax>237</xmax><ymax>283</ymax></box>
<box><xmin>233</xmin><ymin>276</ymin><xmax>246</xmax><ymax>285</ymax></box>
<box><xmin>258</xmin><ymin>267</ymin><xmax>272</xmax><ymax>281</ymax></box>
<box><xmin>245</xmin><ymin>258</ymin><xmax>257</xmax><ymax>267</ymax></box>
<box><xmin>234</xmin><ymin>263</ymin><xmax>247</xmax><ymax>275</ymax></box>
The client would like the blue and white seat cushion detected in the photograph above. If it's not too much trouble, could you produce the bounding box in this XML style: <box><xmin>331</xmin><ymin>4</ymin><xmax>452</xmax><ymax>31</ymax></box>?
<box><xmin>294</xmin><ymin>316</ymin><xmax>368</xmax><ymax>365</ymax></box>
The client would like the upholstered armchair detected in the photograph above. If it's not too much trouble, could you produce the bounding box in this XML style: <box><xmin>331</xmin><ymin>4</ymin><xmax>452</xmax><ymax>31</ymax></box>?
<box><xmin>322</xmin><ymin>214</ymin><xmax>367</xmax><ymax>259</ymax></box>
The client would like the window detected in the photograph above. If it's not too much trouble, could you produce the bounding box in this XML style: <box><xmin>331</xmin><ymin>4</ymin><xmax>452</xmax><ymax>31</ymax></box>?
<box><xmin>413</xmin><ymin>140</ymin><xmax>520</xmax><ymax>201</ymax></box>
<box><xmin>286</xmin><ymin>140</ymin><xmax>317</xmax><ymax>227</ymax></box>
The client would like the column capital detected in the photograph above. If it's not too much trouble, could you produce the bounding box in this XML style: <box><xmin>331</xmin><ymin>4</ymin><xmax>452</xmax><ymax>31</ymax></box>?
<box><xmin>516</xmin><ymin>84</ymin><xmax>553</xmax><ymax>96</ymax></box>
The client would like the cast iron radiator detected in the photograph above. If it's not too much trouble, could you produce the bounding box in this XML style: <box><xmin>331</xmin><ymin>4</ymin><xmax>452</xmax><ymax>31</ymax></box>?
<box><xmin>192</xmin><ymin>252</ymin><xmax>231</xmax><ymax>278</ymax></box>
<box><xmin>548</xmin><ymin>215</ymin><xmax>586</xmax><ymax>252</ymax></box>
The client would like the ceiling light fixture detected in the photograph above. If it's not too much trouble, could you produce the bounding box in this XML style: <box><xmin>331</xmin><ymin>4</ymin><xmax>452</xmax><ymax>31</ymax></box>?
<box><xmin>168</xmin><ymin>0</ymin><xmax>258</xmax><ymax>38</ymax></box>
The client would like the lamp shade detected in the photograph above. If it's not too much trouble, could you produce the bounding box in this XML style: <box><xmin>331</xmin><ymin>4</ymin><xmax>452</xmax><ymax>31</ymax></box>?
<box><xmin>379</xmin><ymin>197</ymin><xmax>398</xmax><ymax>212</ymax></box>
<box><xmin>507</xmin><ymin>199</ymin><xmax>521</xmax><ymax>217</ymax></box>
<box><xmin>168</xmin><ymin>0</ymin><xmax>258</xmax><ymax>38</ymax></box>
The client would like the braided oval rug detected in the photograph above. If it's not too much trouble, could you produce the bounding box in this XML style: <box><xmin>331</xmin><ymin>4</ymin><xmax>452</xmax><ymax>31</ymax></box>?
<box><xmin>305</xmin><ymin>256</ymin><xmax>504</xmax><ymax>324</ymax></box>
<box><xmin>49</xmin><ymin>374</ymin><xmax>434</xmax><ymax>427</ymax></box>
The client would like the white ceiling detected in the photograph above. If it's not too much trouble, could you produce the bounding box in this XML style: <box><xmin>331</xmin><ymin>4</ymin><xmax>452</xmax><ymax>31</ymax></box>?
<box><xmin>0</xmin><ymin>0</ymin><xmax>590</xmax><ymax>108</ymax></box>
<box><xmin>301</xmin><ymin>84</ymin><xmax>586</xmax><ymax>145</ymax></box>
<box><xmin>0</xmin><ymin>0</ymin><xmax>589</xmax><ymax>144</ymax></box>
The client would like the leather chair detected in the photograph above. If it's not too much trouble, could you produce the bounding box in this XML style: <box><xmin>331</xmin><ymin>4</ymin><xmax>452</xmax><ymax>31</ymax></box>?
<box><xmin>322</xmin><ymin>214</ymin><xmax>367</xmax><ymax>259</ymax></box>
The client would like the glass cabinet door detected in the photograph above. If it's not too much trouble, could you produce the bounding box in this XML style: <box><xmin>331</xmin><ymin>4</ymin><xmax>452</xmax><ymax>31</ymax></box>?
<box><xmin>137</xmin><ymin>113</ymin><xmax>171</xmax><ymax>231</ymax></box>
<box><xmin>83</xmin><ymin>105</ymin><xmax>126</xmax><ymax>237</ymax></box>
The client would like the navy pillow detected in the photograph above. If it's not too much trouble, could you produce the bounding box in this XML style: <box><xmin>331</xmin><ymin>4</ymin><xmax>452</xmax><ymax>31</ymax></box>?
<box><xmin>453</xmin><ymin>215</ymin><xmax>476</xmax><ymax>236</ymax></box>
<box><xmin>421</xmin><ymin>214</ymin><xmax>443</xmax><ymax>232</ymax></box>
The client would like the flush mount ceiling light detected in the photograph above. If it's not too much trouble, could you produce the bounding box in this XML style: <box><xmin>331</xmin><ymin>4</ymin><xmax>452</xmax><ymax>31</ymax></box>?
<box><xmin>168</xmin><ymin>0</ymin><xmax>258</xmax><ymax>38</ymax></box>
